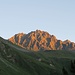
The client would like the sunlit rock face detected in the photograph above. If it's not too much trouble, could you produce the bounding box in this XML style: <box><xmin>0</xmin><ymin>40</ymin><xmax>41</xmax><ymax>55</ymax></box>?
<box><xmin>9</xmin><ymin>30</ymin><xmax>75</xmax><ymax>51</ymax></box>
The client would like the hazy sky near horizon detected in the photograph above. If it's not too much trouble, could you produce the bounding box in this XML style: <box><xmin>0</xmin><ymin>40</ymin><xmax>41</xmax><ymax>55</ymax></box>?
<box><xmin>0</xmin><ymin>0</ymin><xmax>75</xmax><ymax>42</ymax></box>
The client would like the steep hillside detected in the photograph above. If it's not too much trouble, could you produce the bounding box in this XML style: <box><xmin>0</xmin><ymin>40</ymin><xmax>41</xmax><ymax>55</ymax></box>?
<box><xmin>0</xmin><ymin>37</ymin><xmax>75</xmax><ymax>75</ymax></box>
<box><xmin>9</xmin><ymin>30</ymin><xmax>75</xmax><ymax>51</ymax></box>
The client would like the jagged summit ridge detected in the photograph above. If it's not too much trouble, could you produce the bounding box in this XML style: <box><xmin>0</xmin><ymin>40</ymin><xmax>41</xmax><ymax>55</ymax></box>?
<box><xmin>9</xmin><ymin>30</ymin><xmax>75</xmax><ymax>51</ymax></box>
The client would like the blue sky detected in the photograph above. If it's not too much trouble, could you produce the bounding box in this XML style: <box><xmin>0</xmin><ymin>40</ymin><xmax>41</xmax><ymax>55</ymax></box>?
<box><xmin>0</xmin><ymin>0</ymin><xmax>75</xmax><ymax>42</ymax></box>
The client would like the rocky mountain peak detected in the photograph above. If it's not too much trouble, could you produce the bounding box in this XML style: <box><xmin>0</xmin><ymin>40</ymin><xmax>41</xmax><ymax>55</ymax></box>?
<box><xmin>9</xmin><ymin>30</ymin><xmax>75</xmax><ymax>51</ymax></box>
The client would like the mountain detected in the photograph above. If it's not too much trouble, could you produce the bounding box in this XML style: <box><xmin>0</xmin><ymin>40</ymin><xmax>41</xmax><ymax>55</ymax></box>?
<box><xmin>1</xmin><ymin>36</ymin><xmax>75</xmax><ymax>75</ymax></box>
<box><xmin>9</xmin><ymin>30</ymin><xmax>75</xmax><ymax>51</ymax></box>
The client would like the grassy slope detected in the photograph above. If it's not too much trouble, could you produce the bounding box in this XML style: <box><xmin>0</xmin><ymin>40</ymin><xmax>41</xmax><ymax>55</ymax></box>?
<box><xmin>0</xmin><ymin>37</ymin><xmax>75</xmax><ymax>75</ymax></box>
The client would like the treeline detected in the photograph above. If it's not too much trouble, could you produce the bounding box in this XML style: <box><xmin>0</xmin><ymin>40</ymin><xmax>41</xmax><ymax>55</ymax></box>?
<box><xmin>62</xmin><ymin>60</ymin><xmax>75</xmax><ymax>75</ymax></box>
<box><xmin>70</xmin><ymin>60</ymin><xmax>75</xmax><ymax>74</ymax></box>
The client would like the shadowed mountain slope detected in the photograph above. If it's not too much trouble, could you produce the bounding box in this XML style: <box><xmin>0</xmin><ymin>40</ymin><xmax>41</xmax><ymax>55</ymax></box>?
<box><xmin>0</xmin><ymin>37</ymin><xmax>75</xmax><ymax>75</ymax></box>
